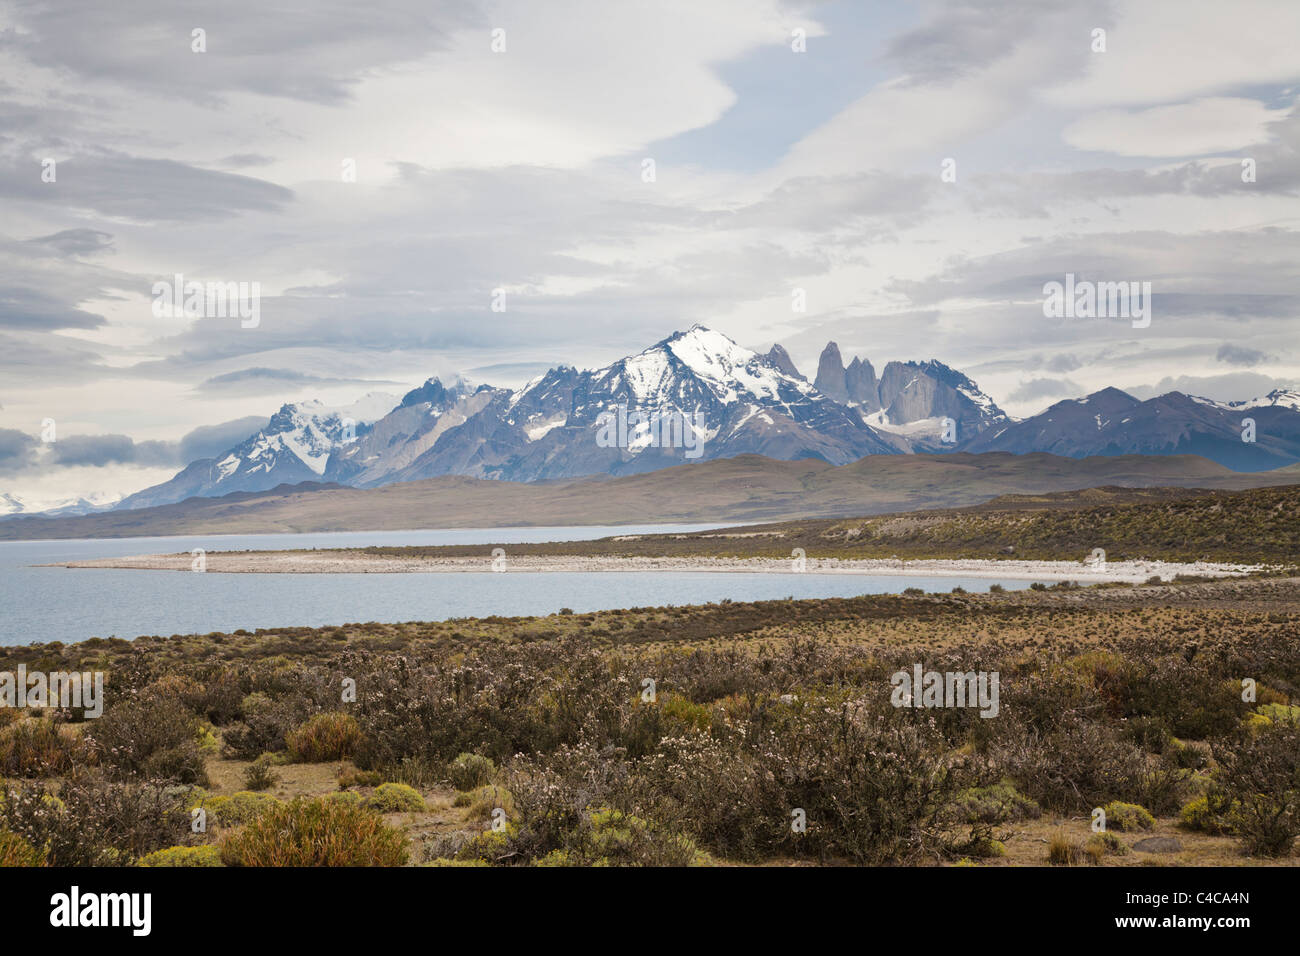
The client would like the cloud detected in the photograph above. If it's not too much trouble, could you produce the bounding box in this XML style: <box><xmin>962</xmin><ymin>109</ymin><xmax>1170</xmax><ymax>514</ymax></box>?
<box><xmin>1047</xmin><ymin>0</ymin><xmax>1300</xmax><ymax>109</ymax></box>
<box><xmin>0</xmin><ymin>0</ymin><xmax>483</xmax><ymax>105</ymax></box>
<box><xmin>177</xmin><ymin>416</ymin><xmax>269</xmax><ymax>461</ymax></box>
<box><xmin>198</xmin><ymin>367</ymin><xmax>400</xmax><ymax>397</ymax></box>
<box><xmin>1062</xmin><ymin>97</ymin><xmax>1290</xmax><ymax>158</ymax></box>
<box><xmin>0</xmin><ymin>152</ymin><xmax>294</xmax><ymax>222</ymax></box>
<box><xmin>1127</xmin><ymin>372</ymin><xmax>1295</xmax><ymax>403</ymax></box>
<box><xmin>1009</xmin><ymin>377</ymin><xmax>1082</xmax><ymax>402</ymax></box>
<box><xmin>27</xmin><ymin>229</ymin><xmax>115</xmax><ymax>257</ymax></box>
<box><xmin>0</xmin><ymin>428</ymin><xmax>38</xmax><ymax>475</ymax></box>
<box><xmin>1</xmin><ymin>415</ymin><xmax>268</xmax><ymax>473</ymax></box>
<box><xmin>46</xmin><ymin>433</ymin><xmax>176</xmax><ymax>468</ymax></box>
<box><xmin>1216</xmin><ymin>343</ymin><xmax>1269</xmax><ymax>367</ymax></box>
<box><xmin>1044</xmin><ymin>353</ymin><xmax>1082</xmax><ymax>373</ymax></box>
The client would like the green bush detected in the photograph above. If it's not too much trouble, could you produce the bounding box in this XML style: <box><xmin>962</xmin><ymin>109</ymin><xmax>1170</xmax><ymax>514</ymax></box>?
<box><xmin>0</xmin><ymin>828</ymin><xmax>44</xmax><ymax>866</ymax></box>
<box><xmin>0</xmin><ymin>720</ymin><xmax>79</xmax><ymax>778</ymax></box>
<box><xmin>137</xmin><ymin>845</ymin><xmax>222</xmax><ymax>867</ymax></box>
<box><xmin>446</xmin><ymin>753</ymin><xmax>496</xmax><ymax>791</ymax></box>
<box><xmin>951</xmin><ymin>783</ymin><xmax>1040</xmax><ymax>824</ymax></box>
<box><xmin>286</xmin><ymin>712</ymin><xmax>362</xmax><ymax>763</ymax></box>
<box><xmin>368</xmin><ymin>782</ymin><xmax>425</xmax><ymax>813</ymax></box>
<box><xmin>195</xmin><ymin>790</ymin><xmax>281</xmax><ymax>828</ymax></box>
<box><xmin>1085</xmin><ymin>832</ymin><xmax>1129</xmax><ymax>863</ymax></box>
<box><xmin>1179</xmin><ymin>796</ymin><xmax>1233</xmax><ymax>835</ymax></box>
<box><xmin>243</xmin><ymin>756</ymin><xmax>279</xmax><ymax>791</ymax></box>
<box><xmin>221</xmin><ymin>797</ymin><xmax>407</xmax><ymax>866</ymax></box>
<box><xmin>1102</xmin><ymin>801</ymin><xmax>1155</xmax><ymax>832</ymax></box>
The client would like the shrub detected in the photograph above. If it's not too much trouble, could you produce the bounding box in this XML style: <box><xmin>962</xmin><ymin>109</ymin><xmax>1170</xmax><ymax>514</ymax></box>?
<box><xmin>1102</xmin><ymin>801</ymin><xmax>1154</xmax><ymax>832</ymax></box>
<box><xmin>1211</xmin><ymin>724</ymin><xmax>1300</xmax><ymax>856</ymax></box>
<box><xmin>455</xmin><ymin>784</ymin><xmax>514</xmax><ymax>822</ymax></box>
<box><xmin>286</xmin><ymin>712</ymin><xmax>361</xmax><ymax>763</ymax></box>
<box><xmin>221</xmin><ymin>798</ymin><xmax>407</xmax><ymax>866</ymax></box>
<box><xmin>368</xmin><ymin>782</ymin><xmax>425</xmax><ymax>813</ymax></box>
<box><xmin>338</xmin><ymin>768</ymin><xmax>382</xmax><ymax>789</ymax></box>
<box><xmin>243</xmin><ymin>756</ymin><xmax>279</xmax><ymax>791</ymax></box>
<box><xmin>85</xmin><ymin>697</ymin><xmax>208</xmax><ymax>785</ymax></box>
<box><xmin>1084</xmin><ymin>832</ymin><xmax>1128</xmax><ymax>863</ymax></box>
<box><xmin>0</xmin><ymin>719</ymin><xmax>79</xmax><ymax>777</ymax></box>
<box><xmin>0</xmin><ymin>828</ymin><xmax>44</xmax><ymax>866</ymax></box>
<box><xmin>196</xmin><ymin>791</ymin><xmax>281</xmax><ymax>828</ymax></box>
<box><xmin>1</xmin><ymin>774</ymin><xmax>194</xmax><ymax>866</ymax></box>
<box><xmin>951</xmin><ymin>824</ymin><xmax>1006</xmax><ymax>859</ymax></box>
<box><xmin>1253</xmin><ymin>703</ymin><xmax>1300</xmax><ymax>727</ymax></box>
<box><xmin>446</xmin><ymin>753</ymin><xmax>496</xmax><ymax>791</ymax></box>
<box><xmin>950</xmin><ymin>783</ymin><xmax>1040</xmax><ymax>824</ymax></box>
<box><xmin>1047</xmin><ymin>831</ymin><xmax>1082</xmax><ymax>865</ymax></box>
<box><xmin>1179</xmin><ymin>796</ymin><xmax>1234</xmax><ymax>835</ymax></box>
<box><xmin>998</xmin><ymin>719</ymin><xmax>1147</xmax><ymax>813</ymax></box>
<box><xmin>137</xmin><ymin>845</ymin><xmax>222</xmax><ymax>867</ymax></box>
<box><xmin>426</xmin><ymin>857</ymin><xmax>490</xmax><ymax>867</ymax></box>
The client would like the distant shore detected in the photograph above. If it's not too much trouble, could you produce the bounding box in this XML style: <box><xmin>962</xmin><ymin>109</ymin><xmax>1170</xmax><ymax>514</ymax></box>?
<box><xmin>50</xmin><ymin>551</ymin><xmax>1262</xmax><ymax>583</ymax></box>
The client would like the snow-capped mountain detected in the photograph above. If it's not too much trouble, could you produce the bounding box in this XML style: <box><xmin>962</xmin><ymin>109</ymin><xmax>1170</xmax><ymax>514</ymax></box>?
<box><xmin>963</xmin><ymin>387</ymin><xmax>1300</xmax><ymax>470</ymax></box>
<box><xmin>1207</xmin><ymin>388</ymin><xmax>1300</xmax><ymax>414</ymax></box>
<box><xmin>117</xmin><ymin>393</ymin><xmax>397</xmax><ymax>509</ymax></box>
<box><xmin>336</xmin><ymin>325</ymin><xmax>900</xmax><ymax>485</ymax></box>
<box><xmin>0</xmin><ymin>492</ymin><xmax>120</xmax><ymax>518</ymax></box>
<box><xmin>111</xmin><ymin>326</ymin><xmax>1300</xmax><ymax>511</ymax></box>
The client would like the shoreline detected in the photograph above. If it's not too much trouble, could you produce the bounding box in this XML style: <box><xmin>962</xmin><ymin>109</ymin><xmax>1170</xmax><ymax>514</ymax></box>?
<box><xmin>48</xmin><ymin>551</ymin><xmax>1264</xmax><ymax>583</ymax></box>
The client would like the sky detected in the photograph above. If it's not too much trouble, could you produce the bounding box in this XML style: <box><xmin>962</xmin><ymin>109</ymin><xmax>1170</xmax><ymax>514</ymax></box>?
<box><xmin>1</xmin><ymin>0</ymin><xmax>1298</xmax><ymax>508</ymax></box>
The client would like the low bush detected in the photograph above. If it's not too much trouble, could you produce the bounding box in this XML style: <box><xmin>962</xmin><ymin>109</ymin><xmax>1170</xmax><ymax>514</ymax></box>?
<box><xmin>0</xmin><ymin>828</ymin><xmax>44</xmax><ymax>866</ymax></box>
<box><xmin>0</xmin><ymin>719</ymin><xmax>79</xmax><ymax>777</ymax></box>
<box><xmin>137</xmin><ymin>845</ymin><xmax>222</xmax><ymax>867</ymax></box>
<box><xmin>286</xmin><ymin>712</ymin><xmax>362</xmax><ymax>763</ymax></box>
<box><xmin>243</xmin><ymin>756</ymin><xmax>279</xmax><ymax>791</ymax></box>
<box><xmin>950</xmin><ymin>783</ymin><xmax>1040</xmax><ymax>824</ymax></box>
<box><xmin>368</xmin><ymin>782</ymin><xmax>425</xmax><ymax>813</ymax></box>
<box><xmin>1179</xmin><ymin>796</ymin><xmax>1234</xmax><ymax>835</ymax></box>
<box><xmin>1</xmin><ymin>774</ymin><xmax>193</xmax><ymax>866</ymax></box>
<box><xmin>85</xmin><ymin>697</ymin><xmax>208</xmax><ymax>785</ymax></box>
<box><xmin>1211</xmin><ymin>724</ymin><xmax>1300</xmax><ymax>856</ymax></box>
<box><xmin>1101</xmin><ymin>801</ymin><xmax>1154</xmax><ymax>832</ymax></box>
<box><xmin>446</xmin><ymin>753</ymin><xmax>496</xmax><ymax>791</ymax></box>
<box><xmin>221</xmin><ymin>798</ymin><xmax>407</xmax><ymax>866</ymax></box>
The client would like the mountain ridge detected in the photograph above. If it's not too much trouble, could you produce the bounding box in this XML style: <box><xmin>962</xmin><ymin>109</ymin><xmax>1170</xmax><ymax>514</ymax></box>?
<box><xmin>44</xmin><ymin>326</ymin><xmax>1300</xmax><ymax>515</ymax></box>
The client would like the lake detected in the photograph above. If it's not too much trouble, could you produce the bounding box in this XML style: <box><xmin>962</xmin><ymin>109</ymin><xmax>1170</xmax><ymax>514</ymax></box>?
<box><xmin>0</xmin><ymin>525</ymin><xmax>1037</xmax><ymax>646</ymax></box>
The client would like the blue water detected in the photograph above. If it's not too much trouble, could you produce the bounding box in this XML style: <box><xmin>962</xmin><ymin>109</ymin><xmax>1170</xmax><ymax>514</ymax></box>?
<box><xmin>0</xmin><ymin>525</ymin><xmax>1036</xmax><ymax>646</ymax></box>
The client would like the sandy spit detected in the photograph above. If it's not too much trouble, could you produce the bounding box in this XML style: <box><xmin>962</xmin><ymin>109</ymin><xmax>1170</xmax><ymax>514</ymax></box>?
<box><xmin>49</xmin><ymin>551</ymin><xmax>1263</xmax><ymax>583</ymax></box>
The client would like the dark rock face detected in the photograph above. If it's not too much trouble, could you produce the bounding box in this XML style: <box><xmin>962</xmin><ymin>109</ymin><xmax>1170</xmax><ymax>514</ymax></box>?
<box><xmin>764</xmin><ymin>343</ymin><xmax>804</xmax><ymax>380</ymax></box>
<box><xmin>814</xmin><ymin>341</ymin><xmax>849</xmax><ymax>403</ymax></box>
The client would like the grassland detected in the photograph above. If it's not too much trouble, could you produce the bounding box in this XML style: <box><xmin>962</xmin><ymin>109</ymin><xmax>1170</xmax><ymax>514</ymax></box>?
<box><xmin>3</xmin><ymin>572</ymin><xmax>1298</xmax><ymax>867</ymax></box>
<box><xmin>3</xmin><ymin>484</ymin><xmax>1298</xmax><ymax>867</ymax></box>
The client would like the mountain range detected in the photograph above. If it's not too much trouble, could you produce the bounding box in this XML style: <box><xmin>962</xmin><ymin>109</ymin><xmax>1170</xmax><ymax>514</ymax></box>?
<box><xmin>16</xmin><ymin>325</ymin><xmax>1300</xmax><ymax>515</ymax></box>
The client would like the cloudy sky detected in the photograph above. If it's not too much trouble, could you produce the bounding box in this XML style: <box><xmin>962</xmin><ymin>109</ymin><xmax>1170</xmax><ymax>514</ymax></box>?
<box><xmin>1</xmin><ymin>0</ymin><xmax>1298</xmax><ymax>508</ymax></box>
